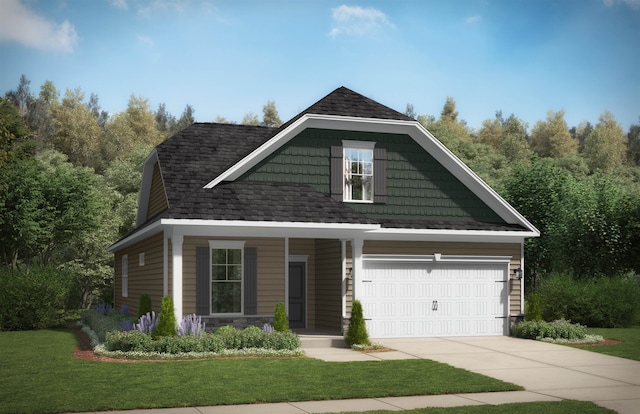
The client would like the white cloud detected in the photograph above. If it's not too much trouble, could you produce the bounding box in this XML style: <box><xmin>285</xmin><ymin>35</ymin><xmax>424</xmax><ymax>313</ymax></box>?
<box><xmin>136</xmin><ymin>34</ymin><xmax>155</xmax><ymax>48</ymax></box>
<box><xmin>110</xmin><ymin>0</ymin><xmax>129</xmax><ymax>10</ymax></box>
<box><xmin>329</xmin><ymin>5</ymin><xmax>393</xmax><ymax>37</ymax></box>
<box><xmin>465</xmin><ymin>15</ymin><xmax>482</xmax><ymax>24</ymax></box>
<box><xmin>0</xmin><ymin>0</ymin><xmax>78</xmax><ymax>52</ymax></box>
<box><xmin>137</xmin><ymin>0</ymin><xmax>191</xmax><ymax>18</ymax></box>
<box><xmin>603</xmin><ymin>0</ymin><xmax>640</xmax><ymax>9</ymax></box>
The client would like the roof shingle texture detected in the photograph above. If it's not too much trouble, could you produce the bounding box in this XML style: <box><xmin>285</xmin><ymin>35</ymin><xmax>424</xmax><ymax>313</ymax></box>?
<box><xmin>144</xmin><ymin>87</ymin><xmax>527</xmax><ymax>233</ymax></box>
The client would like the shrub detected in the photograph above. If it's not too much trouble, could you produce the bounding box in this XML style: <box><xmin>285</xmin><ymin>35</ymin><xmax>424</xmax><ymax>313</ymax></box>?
<box><xmin>201</xmin><ymin>334</ymin><xmax>226</xmax><ymax>353</ymax></box>
<box><xmin>345</xmin><ymin>300</ymin><xmax>370</xmax><ymax>346</ymax></box>
<box><xmin>119</xmin><ymin>303</ymin><xmax>130</xmax><ymax>317</ymax></box>
<box><xmin>273</xmin><ymin>302</ymin><xmax>289</xmax><ymax>332</ymax></box>
<box><xmin>137</xmin><ymin>293</ymin><xmax>152</xmax><ymax>319</ymax></box>
<box><xmin>0</xmin><ymin>265</ymin><xmax>75</xmax><ymax>330</ymax></box>
<box><xmin>538</xmin><ymin>273</ymin><xmax>640</xmax><ymax>327</ymax></box>
<box><xmin>512</xmin><ymin>319</ymin><xmax>587</xmax><ymax>340</ymax></box>
<box><xmin>154</xmin><ymin>296</ymin><xmax>177</xmax><ymax>337</ymax></box>
<box><xmin>178</xmin><ymin>314</ymin><xmax>205</xmax><ymax>336</ymax></box>
<box><xmin>134</xmin><ymin>311</ymin><xmax>159</xmax><ymax>335</ymax></box>
<box><xmin>105</xmin><ymin>330</ymin><xmax>153</xmax><ymax>352</ymax></box>
<box><xmin>81</xmin><ymin>309</ymin><xmax>134</xmax><ymax>342</ymax></box>
<box><xmin>153</xmin><ymin>335</ymin><xmax>204</xmax><ymax>353</ymax></box>
<box><xmin>524</xmin><ymin>293</ymin><xmax>542</xmax><ymax>321</ymax></box>
<box><xmin>239</xmin><ymin>325</ymin><xmax>264</xmax><ymax>348</ymax></box>
<box><xmin>263</xmin><ymin>331</ymin><xmax>301</xmax><ymax>350</ymax></box>
<box><xmin>262</xmin><ymin>323</ymin><xmax>274</xmax><ymax>332</ymax></box>
<box><xmin>215</xmin><ymin>325</ymin><xmax>241</xmax><ymax>349</ymax></box>
<box><xmin>94</xmin><ymin>302</ymin><xmax>113</xmax><ymax>316</ymax></box>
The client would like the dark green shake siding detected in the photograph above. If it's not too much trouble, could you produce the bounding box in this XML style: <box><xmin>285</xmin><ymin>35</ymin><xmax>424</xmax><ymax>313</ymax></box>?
<box><xmin>239</xmin><ymin>128</ymin><xmax>504</xmax><ymax>223</ymax></box>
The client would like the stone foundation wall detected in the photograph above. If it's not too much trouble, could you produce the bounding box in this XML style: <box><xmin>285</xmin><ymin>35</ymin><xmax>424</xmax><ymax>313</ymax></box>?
<box><xmin>202</xmin><ymin>316</ymin><xmax>275</xmax><ymax>332</ymax></box>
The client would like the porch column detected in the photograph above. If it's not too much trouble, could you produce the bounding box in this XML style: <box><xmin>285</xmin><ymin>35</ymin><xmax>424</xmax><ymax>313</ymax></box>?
<box><xmin>351</xmin><ymin>238</ymin><xmax>364</xmax><ymax>301</ymax></box>
<box><xmin>171</xmin><ymin>234</ymin><xmax>184</xmax><ymax>323</ymax></box>
<box><xmin>341</xmin><ymin>239</ymin><xmax>347</xmax><ymax>319</ymax></box>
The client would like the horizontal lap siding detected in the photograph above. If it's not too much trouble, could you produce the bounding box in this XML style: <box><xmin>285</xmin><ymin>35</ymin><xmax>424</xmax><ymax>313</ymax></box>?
<box><xmin>115</xmin><ymin>232</ymin><xmax>164</xmax><ymax>316</ymax></box>
<box><xmin>362</xmin><ymin>240</ymin><xmax>522</xmax><ymax>316</ymax></box>
<box><xmin>146</xmin><ymin>164</ymin><xmax>168</xmax><ymax>220</ymax></box>
<box><xmin>182</xmin><ymin>237</ymin><xmax>285</xmax><ymax>316</ymax></box>
<box><xmin>289</xmin><ymin>239</ymin><xmax>316</xmax><ymax>328</ymax></box>
<box><xmin>315</xmin><ymin>239</ymin><xmax>342</xmax><ymax>331</ymax></box>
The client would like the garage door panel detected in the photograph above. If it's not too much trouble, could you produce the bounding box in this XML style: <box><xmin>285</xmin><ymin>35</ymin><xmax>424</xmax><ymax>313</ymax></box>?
<box><xmin>361</xmin><ymin>259</ymin><xmax>508</xmax><ymax>338</ymax></box>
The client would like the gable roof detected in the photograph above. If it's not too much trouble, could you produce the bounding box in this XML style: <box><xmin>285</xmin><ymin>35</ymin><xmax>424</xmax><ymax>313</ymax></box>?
<box><xmin>119</xmin><ymin>86</ymin><xmax>539</xmax><ymax>253</ymax></box>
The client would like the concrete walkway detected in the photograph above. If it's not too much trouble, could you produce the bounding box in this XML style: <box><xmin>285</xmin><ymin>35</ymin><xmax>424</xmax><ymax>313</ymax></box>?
<box><xmin>71</xmin><ymin>335</ymin><xmax>640</xmax><ymax>414</ymax></box>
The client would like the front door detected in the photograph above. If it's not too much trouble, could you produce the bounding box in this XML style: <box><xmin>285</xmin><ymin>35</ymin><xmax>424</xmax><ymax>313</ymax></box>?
<box><xmin>288</xmin><ymin>262</ymin><xmax>306</xmax><ymax>329</ymax></box>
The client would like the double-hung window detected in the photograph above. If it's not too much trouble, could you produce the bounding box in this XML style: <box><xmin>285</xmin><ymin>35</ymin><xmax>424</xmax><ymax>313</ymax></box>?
<box><xmin>209</xmin><ymin>241</ymin><xmax>244</xmax><ymax>314</ymax></box>
<box><xmin>343</xmin><ymin>141</ymin><xmax>375</xmax><ymax>202</ymax></box>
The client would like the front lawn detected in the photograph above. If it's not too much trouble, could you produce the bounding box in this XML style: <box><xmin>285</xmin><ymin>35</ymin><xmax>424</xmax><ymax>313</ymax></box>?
<box><xmin>0</xmin><ymin>329</ymin><xmax>521</xmax><ymax>414</ymax></box>
<box><xmin>572</xmin><ymin>326</ymin><xmax>640</xmax><ymax>361</ymax></box>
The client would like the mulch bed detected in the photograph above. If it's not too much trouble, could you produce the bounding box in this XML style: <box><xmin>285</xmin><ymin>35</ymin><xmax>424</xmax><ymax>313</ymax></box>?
<box><xmin>571</xmin><ymin>338</ymin><xmax>622</xmax><ymax>347</ymax></box>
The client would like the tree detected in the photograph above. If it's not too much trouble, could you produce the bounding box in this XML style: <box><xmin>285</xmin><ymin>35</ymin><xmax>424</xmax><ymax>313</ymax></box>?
<box><xmin>4</xmin><ymin>74</ymin><xmax>31</xmax><ymax>118</ymax></box>
<box><xmin>155</xmin><ymin>102</ymin><xmax>176</xmax><ymax>136</ymax></box>
<box><xmin>583</xmin><ymin>111</ymin><xmax>627</xmax><ymax>172</ymax></box>
<box><xmin>175</xmin><ymin>104</ymin><xmax>195</xmax><ymax>132</ymax></box>
<box><xmin>0</xmin><ymin>150</ymin><xmax>104</xmax><ymax>268</ymax></box>
<box><xmin>87</xmin><ymin>92</ymin><xmax>109</xmax><ymax>128</ymax></box>
<box><xmin>0</xmin><ymin>97</ymin><xmax>30</xmax><ymax>166</ymax></box>
<box><xmin>529</xmin><ymin>110</ymin><xmax>577</xmax><ymax>158</ymax></box>
<box><xmin>440</xmin><ymin>96</ymin><xmax>459</xmax><ymax>123</ymax></box>
<box><xmin>628</xmin><ymin>119</ymin><xmax>640</xmax><ymax>166</ymax></box>
<box><xmin>241</xmin><ymin>112</ymin><xmax>260</xmax><ymax>126</ymax></box>
<box><xmin>103</xmin><ymin>95</ymin><xmax>162</xmax><ymax>164</ymax></box>
<box><xmin>50</xmin><ymin>88</ymin><xmax>104</xmax><ymax>170</ymax></box>
<box><xmin>500</xmin><ymin>158</ymin><xmax>572</xmax><ymax>291</ymax></box>
<box><xmin>404</xmin><ymin>103</ymin><xmax>416</xmax><ymax>119</ymax></box>
<box><xmin>261</xmin><ymin>100</ymin><xmax>281</xmax><ymax>127</ymax></box>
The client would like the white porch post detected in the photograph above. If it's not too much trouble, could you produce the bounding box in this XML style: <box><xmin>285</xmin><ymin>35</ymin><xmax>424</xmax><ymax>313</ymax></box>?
<box><xmin>341</xmin><ymin>239</ymin><xmax>347</xmax><ymax>319</ymax></box>
<box><xmin>171</xmin><ymin>234</ymin><xmax>184</xmax><ymax>323</ymax></box>
<box><xmin>284</xmin><ymin>237</ymin><xmax>289</xmax><ymax>316</ymax></box>
<box><xmin>163</xmin><ymin>231</ymin><xmax>169</xmax><ymax>296</ymax></box>
<box><xmin>351</xmin><ymin>238</ymin><xmax>364</xmax><ymax>301</ymax></box>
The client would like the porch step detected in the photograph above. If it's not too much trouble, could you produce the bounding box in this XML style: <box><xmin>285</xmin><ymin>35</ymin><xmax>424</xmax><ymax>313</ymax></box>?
<box><xmin>297</xmin><ymin>333</ymin><xmax>349</xmax><ymax>349</ymax></box>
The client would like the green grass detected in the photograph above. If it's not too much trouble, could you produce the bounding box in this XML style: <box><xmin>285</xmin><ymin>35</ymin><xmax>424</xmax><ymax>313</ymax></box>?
<box><xmin>342</xmin><ymin>400</ymin><xmax>616</xmax><ymax>414</ymax></box>
<box><xmin>572</xmin><ymin>326</ymin><xmax>640</xmax><ymax>361</ymax></box>
<box><xmin>0</xmin><ymin>328</ymin><xmax>522</xmax><ymax>414</ymax></box>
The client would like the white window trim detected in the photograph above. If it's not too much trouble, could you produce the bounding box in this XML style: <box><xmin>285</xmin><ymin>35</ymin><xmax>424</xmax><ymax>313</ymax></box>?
<box><xmin>342</xmin><ymin>140</ymin><xmax>375</xmax><ymax>203</ymax></box>
<box><xmin>208</xmin><ymin>240</ymin><xmax>245</xmax><ymax>316</ymax></box>
<box><xmin>122</xmin><ymin>254</ymin><xmax>128</xmax><ymax>298</ymax></box>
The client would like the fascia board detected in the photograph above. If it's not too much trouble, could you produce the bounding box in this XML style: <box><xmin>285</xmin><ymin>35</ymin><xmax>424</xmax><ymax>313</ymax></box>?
<box><xmin>107</xmin><ymin>220</ymin><xmax>162</xmax><ymax>253</ymax></box>
<box><xmin>136</xmin><ymin>149</ymin><xmax>160</xmax><ymax>227</ymax></box>
<box><xmin>364</xmin><ymin>228</ymin><xmax>536</xmax><ymax>243</ymax></box>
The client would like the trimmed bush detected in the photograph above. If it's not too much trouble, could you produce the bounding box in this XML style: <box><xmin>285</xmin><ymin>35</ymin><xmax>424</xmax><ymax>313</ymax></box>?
<box><xmin>137</xmin><ymin>293</ymin><xmax>152</xmax><ymax>319</ymax></box>
<box><xmin>538</xmin><ymin>273</ymin><xmax>640</xmax><ymax>328</ymax></box>
<box><xmin>512</xmin><ymin>319</ymin><xmax>587</xmax><ymax>340</ymax></box>
<box><xmin>105</xmin><ymin>330</ymin><xmax>153</xmax><ymax>352</ymax></box>
<box><xmin>273</xmin><ymin>302</ymin><xmax>289</xmax><ymax>332</ymax></box>
<box><xmin>239</xmin><ymin>325</ymin><xmax>264</xmax><ymax>348</ymax></box>
<box><xmin>154</xmin><ymin>296</ymin><xmax>177</xmax><ymax>337</ymax></box>
<box><xmin>216</xmin><ymin>325</ymin><xmax>242</xmax><ymax>349</ymax></box>
<box><xmin>0</xmin><ymin>265</ymin><xmax>75</xmax><ymax>331</ymax></box>
<box><xmin>345</xmin><ymin>300</ymin><xmax>370</xmax><ymax>346</ymax></box>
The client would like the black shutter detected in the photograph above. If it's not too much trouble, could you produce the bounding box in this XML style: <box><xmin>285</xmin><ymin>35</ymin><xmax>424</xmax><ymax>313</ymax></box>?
<box><xmin>330</xmin><ymin>146</ymin><xmax>343</xmax><ymax>201</ymax></box>
<box><xmin>373</xmin><ymin>147</ymin><xmax>387</xmax><ymax>203</ymax></box>
<box><xmin>244</xmin><ymin>247</ymin><xmax>258</xmax><ymax>315</ymax></box>
<box><xmin>195</xmin><ymin>246</ymin><xmax>210</xmax><ymax>316</ymax></box>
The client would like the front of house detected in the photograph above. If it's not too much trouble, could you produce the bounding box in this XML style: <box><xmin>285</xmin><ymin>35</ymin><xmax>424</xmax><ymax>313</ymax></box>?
<box><xmin>108</xmin><ymin>87</ymin><xmax>539</xmax><ymax>338</ymax></box>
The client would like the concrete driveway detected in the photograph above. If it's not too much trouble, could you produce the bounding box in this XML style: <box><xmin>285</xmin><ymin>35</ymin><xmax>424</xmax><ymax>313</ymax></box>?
<box><xmin>377</xmin><ymin>336</ymin><xmax>640</xmax><ymax>414</ymax></box>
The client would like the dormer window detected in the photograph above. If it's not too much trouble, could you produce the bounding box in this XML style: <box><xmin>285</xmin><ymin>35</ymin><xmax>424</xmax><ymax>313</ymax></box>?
<box><xmin>344</xmin><ymin>146</ymin><xmax>374</xmax><ymax>202</ymax></box>
<box><xmin>331</xmin><ymin>140</ymin><xmax>386</xmax><ymax>204</ymax></box>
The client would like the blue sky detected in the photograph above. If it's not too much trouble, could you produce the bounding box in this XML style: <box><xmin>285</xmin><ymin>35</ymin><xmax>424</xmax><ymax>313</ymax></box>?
<box><xmin>1</xmin><ymin>0</ymin><xmax>639</xmax><ymax>132</ymax></box>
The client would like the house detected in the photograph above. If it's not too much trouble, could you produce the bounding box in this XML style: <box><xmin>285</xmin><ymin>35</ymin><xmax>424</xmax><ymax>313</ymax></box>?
<box><xmin>108</xmin><ymin>87</ymin><xmax>539</xmax><ymax>338</ymax></box>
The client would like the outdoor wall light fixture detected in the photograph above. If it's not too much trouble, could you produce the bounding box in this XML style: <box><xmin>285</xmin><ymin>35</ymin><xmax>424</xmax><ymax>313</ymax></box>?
<box><xmin>513</xmin><ymin>268</ymin><xmax>523</xmax><ymax>280</ymax></box>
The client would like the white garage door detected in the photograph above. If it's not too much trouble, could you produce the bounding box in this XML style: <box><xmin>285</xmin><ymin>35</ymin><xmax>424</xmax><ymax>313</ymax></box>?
<box><xmin>360</xmin><ymin>257</ymin><xmax>509</xmax><ymax>338</ymax></box>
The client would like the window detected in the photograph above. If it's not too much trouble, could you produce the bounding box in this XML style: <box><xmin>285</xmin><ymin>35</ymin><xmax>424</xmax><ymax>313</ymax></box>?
<box><xmin>344</xmin><ymin>142</ymin><xmax>375</xmax><ymax>202</ymax></box>
<box><xmin>209</xmin><ymin>241</ymin><xmax>244</xmax><ymax>314</ymax></box>
<box><xmin>122</xmin><ymin>254</ymin><xmax>128</xmax><ymax>298</ymax></box>
<box><xmin>139</xmin><ymin>253</ymin><xmax>145</xmax><ymax>266</ymax></box>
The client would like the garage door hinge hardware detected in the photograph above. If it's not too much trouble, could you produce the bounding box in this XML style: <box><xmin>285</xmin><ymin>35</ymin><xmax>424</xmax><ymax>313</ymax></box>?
<box><xmin>432</xmin><ymin>300</ymin><xmax>438</xmax><ymax>311</ymax></box>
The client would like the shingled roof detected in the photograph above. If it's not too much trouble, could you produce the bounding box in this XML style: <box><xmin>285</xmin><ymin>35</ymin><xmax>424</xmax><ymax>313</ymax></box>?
<box><xmin>140</xmin><ymin>87</ymin><xmax>529</xmax><ymax>233</ymax></box>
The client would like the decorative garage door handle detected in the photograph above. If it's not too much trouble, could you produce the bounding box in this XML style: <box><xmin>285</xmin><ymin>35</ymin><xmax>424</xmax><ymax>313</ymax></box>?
<box><xmin>432</xmin><ymin>300</ymin><xmax>438</xmax><ymax>311</ymax></box>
